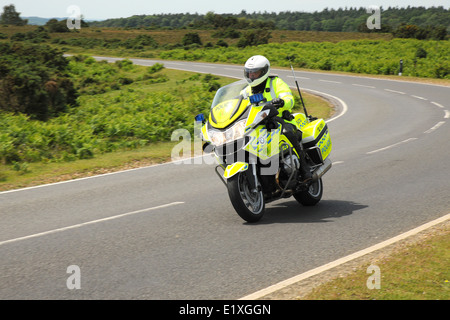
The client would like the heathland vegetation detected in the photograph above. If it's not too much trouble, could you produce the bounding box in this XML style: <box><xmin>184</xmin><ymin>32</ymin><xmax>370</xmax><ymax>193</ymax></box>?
<box><xmin>0</xmin><ymin>46</ymin><xmax>231</xmax><ymax>167</ymax></box>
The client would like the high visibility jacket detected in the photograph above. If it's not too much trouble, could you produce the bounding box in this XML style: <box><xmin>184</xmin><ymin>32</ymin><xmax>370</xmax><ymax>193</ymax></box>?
<box><xmin>244</xmin><ymin>76</ymin><xmax>295</xmax><ymax>117</ymax></box>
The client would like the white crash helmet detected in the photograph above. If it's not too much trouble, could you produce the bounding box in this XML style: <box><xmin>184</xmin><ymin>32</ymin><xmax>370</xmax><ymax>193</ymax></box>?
<box><xmin>244</xmin><ymin>55</ymin><xmax>270</xmax><ymax>87</ymax></box>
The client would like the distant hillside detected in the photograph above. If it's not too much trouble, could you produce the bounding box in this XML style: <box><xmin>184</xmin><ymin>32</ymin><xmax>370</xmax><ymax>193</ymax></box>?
<box><xmin>24</xmin><ymin>17</ymin><xmax>64</xmax><ymax>25</ymax></box>
<box><xmin>24</xmin><ymin>17</ymin><xmax>101</xmax><ymax>26</ymax></box>
<box><xmin>88</xmin><ymin>7</ymin><xmax>449</xmax><ymax>33</ymax></box>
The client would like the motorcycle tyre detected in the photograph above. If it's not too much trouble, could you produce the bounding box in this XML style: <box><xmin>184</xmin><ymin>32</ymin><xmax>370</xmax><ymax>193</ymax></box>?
<box><xmin>294</xmin><ymin>177</ymin><xmax>323</xmax><ymax>206</ymax></box>
<box><xmin>227</xmin><ymin>172</ymin><xmax>265</xmax><ymax>223</ymax></box>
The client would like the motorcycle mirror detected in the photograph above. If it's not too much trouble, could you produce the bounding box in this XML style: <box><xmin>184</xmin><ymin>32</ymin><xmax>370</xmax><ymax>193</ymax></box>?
<box><xmin>195</xmin><ymin>113</ymin><xmax>206</xmax><ymax>124</ymax></box>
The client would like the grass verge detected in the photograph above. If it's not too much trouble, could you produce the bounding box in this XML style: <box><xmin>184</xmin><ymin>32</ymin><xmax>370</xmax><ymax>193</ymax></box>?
<box><xmin>258</xmin><ymin>219</ymin><xmax>449</xmax><ymax>300</ymax></box>
<box><xmin>299</xmin><ymin>221</ymin><xmax>450</xmax><ymax>300</ymax></box>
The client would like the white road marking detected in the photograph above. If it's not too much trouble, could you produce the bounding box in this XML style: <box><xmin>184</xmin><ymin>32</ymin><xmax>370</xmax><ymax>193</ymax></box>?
<box><xmin>424</xmin><ymin>121</ymin><xmax>446</xmax><ymax>134</ymax></box>
<box><xmin>444</xmin><ymin>110</ymin><xmax>450</xmax><ymax>119</ymax></box>
<box><xmin>431</xmin><ymin>101</ymin><xmax>445</xmax><ymax>109</ymax></box>
<box><xmin>0</xmin><ymin>202</ymin><xmax>184</xmax><ymax>246</ymax></box>
<box><xmin>319</xmin><ymin>79</ymin><xmax>341</xmax><ymax>84</ymax></box>
<box><xmin>352</xmin><ymin>84</ymin><xmax>375</xmax><ymax>88</ymax></box>
<box><xmin>384</xmin><ymin>89</ymin><xmax>406</xmax><ymax>95</ymax></box>
<box><xmin>411</xmin><ymin>95</ymin><xmax>428</xmax><ymax>100</ymax></box>
<box><xmin>239</xmin><ymin>213</ymin><xmax>450</xmax><ymax>300</ymax></box>
<box><xmin>287</xmin><ymin>75</ymin><xmax>310</xmax><ymax>80</ymax></box>
<box><xmin>299</xmin><ymin>88</ymin><xmax>348</xmax><ymax>123</ymax></box>
<box><xmin>366</xmin><ymin>138</ymin><xmax>418</xmax><ymax>155</ymax></box>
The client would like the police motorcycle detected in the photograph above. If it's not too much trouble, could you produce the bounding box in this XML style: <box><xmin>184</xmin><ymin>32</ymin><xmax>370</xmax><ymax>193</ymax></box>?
<box><xmin>196</xmin><ymin>79</ymin><xmax>332</xmax><ymax>223</ymax></box>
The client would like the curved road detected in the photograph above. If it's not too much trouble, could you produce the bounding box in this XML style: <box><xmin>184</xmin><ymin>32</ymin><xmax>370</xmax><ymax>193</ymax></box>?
<box><xmin>0</xmin><ymin>58</ymin><xmax>448</xmax><ymax>299</ymax></box>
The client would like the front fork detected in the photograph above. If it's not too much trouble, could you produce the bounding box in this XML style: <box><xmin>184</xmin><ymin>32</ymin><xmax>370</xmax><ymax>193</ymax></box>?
<box><xmin>246</xmin><ymin>160</ymin><xmax>260</xmax><ymax>193</ymax></box>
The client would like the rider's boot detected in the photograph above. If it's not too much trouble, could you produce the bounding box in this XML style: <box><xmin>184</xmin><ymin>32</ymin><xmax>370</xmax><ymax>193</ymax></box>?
<box><xmin>299</xmin><ymin>156</ymin><xmax>312</xmax><ymax>183</ymax></box>
<box><xmin>294</xmin><ymin>142</ymin><xmax>312</xmax><ymax>183</ymax></box>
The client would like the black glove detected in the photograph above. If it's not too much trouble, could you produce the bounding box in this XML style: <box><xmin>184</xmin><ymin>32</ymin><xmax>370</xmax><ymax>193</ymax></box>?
<box><xmin>282</xmin><ymin>110</ymin><xmax>294</xmax><ymax>121</ymax></box>
<box><xmin>271</xmin><ymin>98</ymin><xmax>285</xmax><ymax>108</ymax></box>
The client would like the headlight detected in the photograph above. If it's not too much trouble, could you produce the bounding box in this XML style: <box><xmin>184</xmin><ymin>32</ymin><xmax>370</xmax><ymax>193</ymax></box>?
<box><xmin>208</xmin><ymin>120</ymin><xmax>246</xmax><ymax>146</ymax></box>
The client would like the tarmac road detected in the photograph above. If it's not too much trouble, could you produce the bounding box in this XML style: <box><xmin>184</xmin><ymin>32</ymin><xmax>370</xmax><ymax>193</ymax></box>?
<box><xmin>0</xmin><ymin>58</ymin><xmax>448</xmax><ymax>299</ymax></box>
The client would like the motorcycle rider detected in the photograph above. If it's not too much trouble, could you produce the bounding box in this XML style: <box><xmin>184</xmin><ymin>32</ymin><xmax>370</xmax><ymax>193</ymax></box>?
<box><xmin>243</xmin><ymin>55</ymin><xmax>312</xmax><ymax>182</ymax></box>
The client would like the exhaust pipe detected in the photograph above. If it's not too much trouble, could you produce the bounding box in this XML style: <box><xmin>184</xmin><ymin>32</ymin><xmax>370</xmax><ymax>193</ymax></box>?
<box><xmin>312</xmin><ymin>158</ymin><xmax>332</xmax><ymax>182</ymax></box>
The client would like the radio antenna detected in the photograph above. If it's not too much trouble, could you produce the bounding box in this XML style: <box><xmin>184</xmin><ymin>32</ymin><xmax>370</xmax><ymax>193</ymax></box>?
<box><xmin>288</xmin><ymin>58</ymin><xmax>310</xmax><ymax>119</ymax></box>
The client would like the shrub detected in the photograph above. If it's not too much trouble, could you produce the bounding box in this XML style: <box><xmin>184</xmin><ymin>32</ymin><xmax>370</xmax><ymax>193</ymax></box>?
<box><xmin>182</xmin><ymin>32</ymin><xmax>202</xmax><ymax>46</ymax></box>
<box><xmin>237</xmin><ymin>29</ymin><xmax>272</xmax><ymax>47</ymax></box>
<box><xmin>147</xmin><ymin>63</ymin><xmax>164</xmax><ymax>73</ymax></box>
<box><xmin>0</xmin><ymin>42</ymin><xmax>78</xmax><ymax>120</ymax></box>
<box><xmin>46</xmin><ymin>18</ymin><xmax>70</xmax><ymax>33</ymax></box>
<box><xmin>216</xmin><ymin>39</ymin><xmax>228</xmax><ymax>47</ymax></box>
<box><xmin>415</xmin><ymin>47</ymin><xmax>427</xmax><ymax>59</ymax></box>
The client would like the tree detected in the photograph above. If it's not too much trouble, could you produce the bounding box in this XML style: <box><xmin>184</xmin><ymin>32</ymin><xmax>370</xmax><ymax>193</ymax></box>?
<box><xmin>46</xmin><ymin>19</ymin><xmax>70</xmax><ymax>33</ymax></box>
<box><xmin>237</xmin><ymin>29</ymin><xmax>272</xmax><ymax>48</ymax></box>
<box><xmin>182</xmin><ymin>32</ymin><xmax>202</xmax><ymax>46</ymax></box>
<box><xmin>393</xmin><ymin>24</ymin><xmax>420</xmax><ymax>38</ymax></box>
<box><xmin>0</xmin><ymin>4</ymin><xmax>27</xmax><ymax>25</ymax></box>
<box><xmin>392</xmin><ymin>23</ymin><xmax>447</xmax><ymax>40</ymax></box>
<box><xmin>0</xmin><ymin>42</ymin><xmax>78</xmax><ymax>120</ymax></box>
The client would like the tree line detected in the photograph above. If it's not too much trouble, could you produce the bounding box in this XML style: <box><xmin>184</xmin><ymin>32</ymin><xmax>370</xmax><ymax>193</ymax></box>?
<box><xmin>2</xmin><ymin>4</ymin><xmax>448</xmax><ymax>40</ymax></box>
<box><xmin>88</xmin><ymin>7</ymin><xmax>449</xmax><ymax>34</ymax></box>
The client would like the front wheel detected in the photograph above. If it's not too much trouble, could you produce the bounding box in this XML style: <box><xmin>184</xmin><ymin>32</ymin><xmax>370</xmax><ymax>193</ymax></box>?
<box><xmin>227</xmin><ymin>171</ymin><xmax>265</xmax><ymax>223</ymax></box>
<box><xmin>294</xmin><ymin>178</ymin><xmax>323</xmax><ymax>206</ymax></box>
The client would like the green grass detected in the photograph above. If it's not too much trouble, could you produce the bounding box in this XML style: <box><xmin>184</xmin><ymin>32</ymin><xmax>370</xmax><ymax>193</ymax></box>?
<box><xmin>302</xmin><ymin>228</ymin><xmax>450</xmax><ymax>300</ymax></box>
<box><xmin>0</xmin><ymin>141</ymin><xmax>177</xmax><ymax>191</ymax></box>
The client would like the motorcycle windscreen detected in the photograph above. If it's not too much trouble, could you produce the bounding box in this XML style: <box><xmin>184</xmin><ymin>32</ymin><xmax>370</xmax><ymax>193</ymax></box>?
<box><xmin>209</xmin><ymin>97</ymin><xmax>249</xmax><ymax>129</ymax></box>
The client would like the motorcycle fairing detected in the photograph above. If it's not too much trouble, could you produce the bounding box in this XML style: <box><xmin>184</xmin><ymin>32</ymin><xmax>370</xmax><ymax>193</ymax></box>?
<box><xmin>223</xmin><ymin>162</ymin><xmax>249</xmax><ymax>179</ymax></box>
<box><xmin>293</xmin><ymin>112</ymin><xmax>308</xmax><ymax>130</ymax></box>
<box><xmin>301</xmin><ymin>119</ymin><xmax>332</xmax><ymax>160</ymax></box>
<box><xmin>243</xmin><ymin>123</ymin><xmax>292</xmax><ymax>160</ymax></box>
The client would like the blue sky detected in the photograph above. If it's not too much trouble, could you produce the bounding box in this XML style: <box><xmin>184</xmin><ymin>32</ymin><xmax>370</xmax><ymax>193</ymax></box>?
<box><xmin>3</xmin><ymin>0</ymin><xmax>449</xmax><ymax>20</ymax></box>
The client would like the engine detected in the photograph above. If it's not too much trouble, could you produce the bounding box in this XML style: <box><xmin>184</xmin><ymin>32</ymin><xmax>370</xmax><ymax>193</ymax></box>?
<box><xmin>276</xmin><ymin>153</ymin><xmax>300</xmax><ymax>190</ymax></box>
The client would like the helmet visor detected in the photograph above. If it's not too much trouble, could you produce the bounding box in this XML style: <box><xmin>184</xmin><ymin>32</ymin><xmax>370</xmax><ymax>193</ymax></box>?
<box><xmin>244</xmin><ymin>65</ymin><xmax>269</xmax><ymax>84</ymax></box>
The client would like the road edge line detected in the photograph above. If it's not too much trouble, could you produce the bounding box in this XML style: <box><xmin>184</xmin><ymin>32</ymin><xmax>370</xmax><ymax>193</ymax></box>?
<box><xmin>239</xmin><ymin>213</ymin><xmax>450</xmax><ymax>300</ymax></box>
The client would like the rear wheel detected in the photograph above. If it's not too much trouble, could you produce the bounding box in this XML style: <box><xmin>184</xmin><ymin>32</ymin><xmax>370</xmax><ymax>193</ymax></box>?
<box><xmin>227</xmin><ymin>171</ymin><xmax>265</xmax><ymax>223</ymax></box>
<box><xmin>294</xmin><ymin>178</ymin><xmax>323</xmax><ymax>206</ymax></box>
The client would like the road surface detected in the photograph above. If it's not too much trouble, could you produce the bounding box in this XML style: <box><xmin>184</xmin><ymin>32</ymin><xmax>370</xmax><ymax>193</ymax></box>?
<box><xmin>0</xmin><ymin>58</ymin><xmax>448</xmax><ymax>299</ymax></box>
